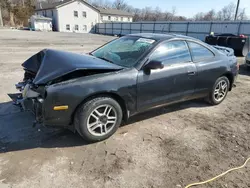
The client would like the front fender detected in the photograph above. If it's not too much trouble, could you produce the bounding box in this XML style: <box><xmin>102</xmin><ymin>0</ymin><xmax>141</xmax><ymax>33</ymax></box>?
<box><xmin>42</xmin><ymin>68</ymin><xmax>138</xmax><ymax>126</ymax></box>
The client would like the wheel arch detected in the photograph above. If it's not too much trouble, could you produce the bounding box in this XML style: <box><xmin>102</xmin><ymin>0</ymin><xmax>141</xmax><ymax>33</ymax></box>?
<box><xmin>71</xmin><ymin>92</ymin><xmax>128</xmax><ymax>125</ymax></box>
<box><xmin>221</xmin><ymin>72</ymin><xmax>234</xmax><ymax>91</ymax></box>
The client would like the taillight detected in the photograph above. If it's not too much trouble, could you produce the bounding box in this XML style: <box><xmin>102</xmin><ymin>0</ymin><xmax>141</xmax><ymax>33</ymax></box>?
<box><xmin>237</xmin><ymin>62</ymin><xmax>240</xmax><ymax>71</ymax></box>
<box><xmin>239</xmin><ymin>34</ymin><xmax>247</xmax><ymax>38</ymax></box>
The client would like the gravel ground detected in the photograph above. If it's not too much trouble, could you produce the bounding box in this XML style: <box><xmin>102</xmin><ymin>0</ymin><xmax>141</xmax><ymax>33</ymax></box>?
<box><xmin>0</xmin><ymin>29</ymin><xmax>250</xmax><ymax>188</ymax></box>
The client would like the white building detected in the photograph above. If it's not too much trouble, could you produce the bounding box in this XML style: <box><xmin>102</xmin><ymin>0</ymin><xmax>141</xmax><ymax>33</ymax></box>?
<box><xmin>35</xmin><ymin>0</ymin><xmax>133</xmax><ymax>33</ymax></box>
<box><xmin>97</xmin><ymin>7</ymin><xmax>133</xmax><ymax>22</ymax></box>
<box><xmin>30</xmin><ymin>15</ymin><xmax>52</xmax><ymax>31</ymax></box>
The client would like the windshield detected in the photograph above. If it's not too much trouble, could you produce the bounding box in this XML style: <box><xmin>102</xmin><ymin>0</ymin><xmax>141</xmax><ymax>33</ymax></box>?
<box><xmin>91</xmin><ymin>36</ymin><xmax>156</xmax><ymax>67</ymax></box>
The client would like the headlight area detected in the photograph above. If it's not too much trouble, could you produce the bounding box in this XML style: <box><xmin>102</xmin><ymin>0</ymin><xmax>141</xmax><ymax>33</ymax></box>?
<box><xmin>15</xmin><ymin>83</ymin><xmax>46</xmax><ymax>126</ymax></box>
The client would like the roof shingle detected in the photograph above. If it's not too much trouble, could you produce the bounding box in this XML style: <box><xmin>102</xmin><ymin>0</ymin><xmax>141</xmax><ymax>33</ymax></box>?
<box><xmin>35</xmin><ymin>0</ymin><xmax>133</xmax><ymax>17</ymax></box>
<box><xmin>36</xmin><ymin>0</ymin><xmax>72</xmax><ymax>10</ymax></box>
<box><xmin>97</xmin><ymin>7</ymin><xmax>133</xmax><ymax>16</ymax></box>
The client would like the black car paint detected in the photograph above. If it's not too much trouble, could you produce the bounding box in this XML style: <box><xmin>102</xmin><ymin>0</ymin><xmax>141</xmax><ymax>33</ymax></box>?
<box><xmin>43</xmin><ymin>68</ymin><xmax>138</xmax><ymax>126</ymax></box>
<box><xmin>23</xmin><ymin>49</ymin><xmax>123</xmax><ymax>85</ymax></box>
<box><xmin>18</xmin><ymin>34</ymin><xmax>238</xmax><ymax>128</ymax></box>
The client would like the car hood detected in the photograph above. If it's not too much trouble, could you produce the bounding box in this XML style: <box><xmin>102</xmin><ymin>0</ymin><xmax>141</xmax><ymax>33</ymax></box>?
<box><xmin>22</xmin><ymin>49</ymin><xmax>123</xmax><ymax>85</ymax></box>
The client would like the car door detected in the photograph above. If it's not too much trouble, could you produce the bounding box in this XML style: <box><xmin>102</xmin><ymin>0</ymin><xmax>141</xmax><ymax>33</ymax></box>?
<box><xmin>187</xmin><ymin>41</ymin><xmax>218</xmax><ymax>96</ymax></box>
<box><xmin>137</xmin><ymin>40</ymin><xmax>197</xmax><ymax>112</ymax></box>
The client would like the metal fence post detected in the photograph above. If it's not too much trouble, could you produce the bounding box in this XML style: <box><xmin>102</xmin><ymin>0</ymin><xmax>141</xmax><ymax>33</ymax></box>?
<box><xmin>121</xmin><ymin>23</ymin><xmax>123</xmax><ymax>35</ymax></box>
<box><xmin>237</xmin><ymin>21</ymin><xmax>242</xmax><ymax>35</ymax></box>
<box><xmin>168</xmin><ymin>23</ymin><xmax>171</xmax><ymax>33</ymax></box>
<box><xmin>112</xmin><ymin>22</ymin><xmax>113</xmax><ymax>35</ymax></box>
<box><xmin>140</xmin><ymin>23</ymin><xmax>142</xmax><ymax>33</ymax></box>
<box><xmin>105</xmin><ymin>23</ymin><xmax>107</xmax><ymax>35</ymax></box>
<box><xmin>153</xmin><ymin>22</ymin><xmax>156</xmax><ymax>33</ymax></box>
<box><xmin>186</xmin><ymin>22</ymin><xmax>189</xmax><ymax>36</ymax></box>
<box><xmin>130</xmin><ymin>23</ymin><xmax>132</xmax><ymax>34</ymax></box>
<box><xmin>209</xmin><ymin>22</ymin><xmax>213</xmax><ymax>34</ymax></box>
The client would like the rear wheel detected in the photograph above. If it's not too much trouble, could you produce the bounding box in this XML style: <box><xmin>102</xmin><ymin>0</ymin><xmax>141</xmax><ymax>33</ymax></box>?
<box><xmin>207</xmin><ymin>76</ymin><xmax>230</xmax><ymax>105</ymax></box>
<box><xmin>74</xmin><ymin>97</ymin><xmax>123</xmax><ymax>142</ymax></box>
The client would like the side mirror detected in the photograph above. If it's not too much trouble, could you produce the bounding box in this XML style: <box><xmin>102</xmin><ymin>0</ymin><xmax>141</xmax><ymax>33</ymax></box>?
<box><xmin>144</xmin><ymin>60</ymin><xmax>164</xmax><ymax>70</ymax></box>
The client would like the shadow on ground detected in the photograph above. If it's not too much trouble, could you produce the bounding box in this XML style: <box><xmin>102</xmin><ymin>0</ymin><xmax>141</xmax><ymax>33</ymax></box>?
<box><xmin>0</xmin><ymin>99</ymin><xmax>208</xmax><ymax>153</ymax></box>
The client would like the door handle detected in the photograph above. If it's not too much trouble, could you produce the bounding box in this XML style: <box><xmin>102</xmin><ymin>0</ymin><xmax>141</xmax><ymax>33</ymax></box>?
<box><xmin>187</xmin><ymin>71</ymin><xmax>196</xmax><ymax>76</ymax></box>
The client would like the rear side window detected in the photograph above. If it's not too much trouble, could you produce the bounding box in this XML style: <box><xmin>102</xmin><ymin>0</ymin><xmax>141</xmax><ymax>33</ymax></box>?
<box><xmin>188</xmin><ymin>42</ymin><xmax>214</xmax><ymax>62</ymax></box>
<box><xmin>150</xmin><ymin>41</ymin><xmax>191</xmax><ymax>65</ymax></box>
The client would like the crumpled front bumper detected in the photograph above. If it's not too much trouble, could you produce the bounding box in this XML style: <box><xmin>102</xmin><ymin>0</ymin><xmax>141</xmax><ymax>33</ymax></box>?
<box><xmin>9</xmin><ymin>82</ymin><xmax>44</xmax><ymax>124</ymax></box>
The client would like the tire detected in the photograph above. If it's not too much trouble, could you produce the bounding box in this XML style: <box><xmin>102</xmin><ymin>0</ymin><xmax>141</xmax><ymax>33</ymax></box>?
<box><xmin>207</xmin><ymin>76</ymin><xmax>230</xmax><ymax>105</ymax></box>
<box><xmin>74</xmin><ymin>97</ymin><xmax>123</xmax><ymax>142</ymax></box>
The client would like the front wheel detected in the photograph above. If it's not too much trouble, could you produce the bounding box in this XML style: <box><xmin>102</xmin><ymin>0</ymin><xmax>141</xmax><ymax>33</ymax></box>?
<box><xmin>74</xmin><ymin>97</ymin><xmax>123</xmax><ymax>142</ymax></box>
<box><xmin>207</xmin><ymin>76</ymin><xmax>230</xmax><ymax>105</ymax></box>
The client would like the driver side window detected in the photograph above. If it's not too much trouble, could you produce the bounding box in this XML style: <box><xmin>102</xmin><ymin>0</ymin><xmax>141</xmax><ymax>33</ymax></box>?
<box><xmin>150</xmin><ymin>41</ymin><xmax>191</xmax><ymax>65</ymax></box>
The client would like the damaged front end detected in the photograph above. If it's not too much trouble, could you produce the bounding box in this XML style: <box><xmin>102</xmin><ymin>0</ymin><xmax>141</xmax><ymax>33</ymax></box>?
<box><xmin>11</xmin><ymin>49</ymin><xmax>123</xmax><ymax>127</ymax></box>
<box><xmin>12</xmin><ymin>80</ymin><xmax>46</xmax><ymax>126</ymax></box>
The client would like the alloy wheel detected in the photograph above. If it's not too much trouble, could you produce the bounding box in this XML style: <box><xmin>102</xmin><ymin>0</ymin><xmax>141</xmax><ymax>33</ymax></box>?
<box><xmin>87</xmin><ymin>104</ymin><xmax>117</xmax><ymax>136</ymax></box>
<box><xmin>214</xmin><ymin>80</ymin><xmax>228</xmax><ymax>102</ymax></box>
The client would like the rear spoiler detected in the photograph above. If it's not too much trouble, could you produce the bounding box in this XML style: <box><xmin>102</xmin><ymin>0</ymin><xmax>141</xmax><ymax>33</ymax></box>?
<box><xmin>212</xmin><ymin>45</ymin><xmax>234</xmax><ymax>56</ymax></box>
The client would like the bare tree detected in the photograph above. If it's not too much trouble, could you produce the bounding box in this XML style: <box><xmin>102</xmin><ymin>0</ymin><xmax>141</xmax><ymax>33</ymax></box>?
<box><xmin>112</xmin><ymin>0</ymin><xmax>128</xmax><ymax>10</ymax></box>
<box><xmin>153</xmin><ymin>7</ymin><xmax>162</xmax><ymax>21</ymax></box>
<box><xmin>171</xmin><ymin>7</ymin><xmax>176</xmax><ymax>17</ymax></box>
<box><xmin>237</xmin><ymin>8</ymin><xmax>248</xmax><ymax>20</ymax></box>
<box><xmin>204</xmin><ymin>9</ymin><xmax>216</xmax><ymax>20</ymax></box>
<box><xmin>132</xmin><ymin>8</ymin><xmax>141</xmax><ymax>21</ymax></box>
<box><xmin>193</xmin><ymin>3</ymin><xmax>248</xmax><ymax>21</ymax></box>
<box><xmin>89</xmin><ymin>0</ymin><xmax>112</xmax><ymax>8</ymax></box>
<box><xmin>194</xmin><ymin>10</ymin><xmax>216</xmax><ymax>21</ymax></box>
<box><xmin>219</xmin><ymin>3</ymin><xmax>236</xmax><ymax>20</ymax></box>
<box><xmin>193</xmin><ymin>12</ymin><xmax>204</xmax><ymax>21</ymax></box>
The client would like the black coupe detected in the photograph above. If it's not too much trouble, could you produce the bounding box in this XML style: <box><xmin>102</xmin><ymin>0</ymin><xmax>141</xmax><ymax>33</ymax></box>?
<box><xmin>14</xmin><ymin>33</ymin><xmax>239</xmax><ymax>142</ymax></box>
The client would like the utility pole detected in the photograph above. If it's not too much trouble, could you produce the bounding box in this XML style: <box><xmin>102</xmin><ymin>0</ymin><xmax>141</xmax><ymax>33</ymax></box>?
<box><xmin>234</xmin><ymin>0</ymin><xmax>240</xmax><ymax>21</ymax></box>
<box><xmin>0</xmin><ymin>6</ymin><xmax>3</xmax><ymax>27</ymax></box>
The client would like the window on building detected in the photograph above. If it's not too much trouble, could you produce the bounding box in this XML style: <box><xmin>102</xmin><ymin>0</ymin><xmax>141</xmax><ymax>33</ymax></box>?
<box><xmin>83</xmin><ymin>25</ymin><xmax>87</xmax><ymax>31</ymax></box>
<box><xmin>121</xmin><ymin>17</ymin><xmax>123</xmax><ymax>21</ymax></box>
<box><xmin>66</xmin><ymin>24</ymin><xmax>70</xmax><ymax>31</ymax></box>
<box><xmin>101</xmin><ymin>16</ymin><xmax>103</xmax><ymax>20</ymax></box>
<box><xmin>128</xmin><ymin>17</ymin><xmax>130</xmax><ymax>21</ymax></box>
<box><xmin>108</xmin><ymin>16</ymin><xmax>111</xmax><ymax>20</ymax></box>
<box><xmin>188</xmin><ymin>42</ymin><xmax>215</xmax><ymax>62</ymax></box>
<box><xmin>115</xmin><ymin>17</ymin><xmax>118</xmax><ymax>21</ymax></box>
<box><xmin>150</xmin><ymin>41</ymin><xmax>191</xmax><ymax>65</ymax></box>
<box><xmin>74</xmin><ymin>11</ymin><xmax>78</xmax><ymax>17</ymax></box>
<box><xmin>75</xmin><ymin>24</ymin><xmax>79</xmax><ymax>30</ymax></box>
<box><xmin>82</xmin><ymin>11</ymin><xmax>87</xmax><ymax>18</ymax></box>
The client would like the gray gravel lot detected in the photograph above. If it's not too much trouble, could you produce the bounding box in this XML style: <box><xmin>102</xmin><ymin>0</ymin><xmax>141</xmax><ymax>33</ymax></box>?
<box><xmin>0</xmin><ymin>29</ymin><xmax>250</xmax><ymax>188</ymax></box>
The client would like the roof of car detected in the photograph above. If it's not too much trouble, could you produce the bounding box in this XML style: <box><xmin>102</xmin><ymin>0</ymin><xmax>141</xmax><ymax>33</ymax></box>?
<box><xmin>128</xmin><ymin>33</ymin><xmax>197</xmax><ymax>41</ymax></box>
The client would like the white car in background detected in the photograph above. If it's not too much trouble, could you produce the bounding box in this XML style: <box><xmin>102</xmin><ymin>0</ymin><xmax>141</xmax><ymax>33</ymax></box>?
<box><xmin>246</xmin><ymin>52</ymin><xmax>250</xmax><ymax>66</ymax></box>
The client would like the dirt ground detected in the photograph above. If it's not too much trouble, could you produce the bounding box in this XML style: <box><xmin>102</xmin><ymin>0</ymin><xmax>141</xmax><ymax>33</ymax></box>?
<box><xmin>0</xmin><ymin>29</ymin><xmax>250</xmax><ymax>188</ymax></box>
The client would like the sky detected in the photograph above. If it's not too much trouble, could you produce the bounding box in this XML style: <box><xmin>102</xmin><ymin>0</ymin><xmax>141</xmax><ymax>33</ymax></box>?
<box><xmin>125</xmin><ymin>0</ymin><xmax>250</xmax><ymax>18</ymax></box>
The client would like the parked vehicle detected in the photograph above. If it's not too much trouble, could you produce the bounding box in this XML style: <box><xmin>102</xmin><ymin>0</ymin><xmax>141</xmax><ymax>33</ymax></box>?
<box><xmin>12</xmin><ymin>33</ymin><xmax>239</xmax><ymax>142</ymax></box>
<box><xmin>246</xmin><ymin>52</ymin><xmax>250</xmax><ymax>66</ymax></box>
<box><xmin>205</xmin><ymin>33</ymin><xmax>250</xmax><ymax>56</ymax></box>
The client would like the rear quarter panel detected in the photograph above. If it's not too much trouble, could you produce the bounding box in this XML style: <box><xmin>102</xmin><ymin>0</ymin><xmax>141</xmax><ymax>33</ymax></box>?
<box><xmin>195</xmin><ymin>55</ymin><xmax>233</xmax><ymax>94</ymax></box>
